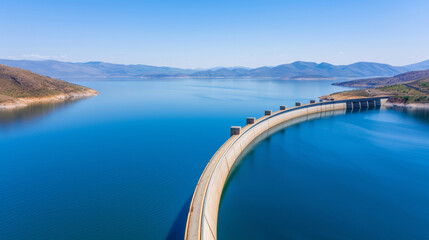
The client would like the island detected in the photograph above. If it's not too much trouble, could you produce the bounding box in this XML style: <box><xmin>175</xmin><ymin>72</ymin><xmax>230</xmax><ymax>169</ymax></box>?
<box><xmin>0</xmin><ymin>64</ymin><xmax>98</xmax><ymax>110</ymax></box>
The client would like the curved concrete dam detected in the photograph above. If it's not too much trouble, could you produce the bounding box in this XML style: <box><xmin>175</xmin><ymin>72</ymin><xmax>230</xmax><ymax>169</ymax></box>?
<box><xmin>185</xmin><ymin>97</ymin><xmax>389</xmax><ymax>240</ymax></box>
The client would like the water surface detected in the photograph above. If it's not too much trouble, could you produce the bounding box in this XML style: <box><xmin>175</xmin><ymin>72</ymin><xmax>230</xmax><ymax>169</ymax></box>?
<box><xmin>219</xmin><ymin>107</ymin><xmax>429</xmax><ymax>239</ymax></box>
<box><xmin>0</xmin><ymin>78</ymin><xmax>348</xmax><ymax>240</ymax></box>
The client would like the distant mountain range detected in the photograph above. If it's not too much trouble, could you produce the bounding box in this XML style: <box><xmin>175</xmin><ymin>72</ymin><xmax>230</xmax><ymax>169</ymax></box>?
<box><xmin>0</xmin><ymin>59</ymin><xmax>428</xmax><ymax>79</ymax></box>
<box><xmin>403</xmin><ymin>59</ymin><xmax>429</xmax><ymax>71</ymax></box>
<box><xmin>0</xmin><ymin>60</ymin><xmax>196</xmax><ymax>79</ymax></box>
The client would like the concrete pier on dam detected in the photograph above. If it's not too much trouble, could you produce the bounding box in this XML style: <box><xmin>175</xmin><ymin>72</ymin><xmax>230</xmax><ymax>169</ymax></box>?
<box><xmin>185</xmin><ymin>97</ymin><xmax>389</xmax><ymax>240</ymax></box>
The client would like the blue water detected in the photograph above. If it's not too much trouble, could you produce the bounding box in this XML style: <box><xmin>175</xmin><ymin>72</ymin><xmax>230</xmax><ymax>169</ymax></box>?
<box><xmin>0</xmin><ymin>78</ymin><xmax>349</xmax><ymax>240</ymax></box>
<box><xmin>219</xmin><ymin>108</ymin><xmax>429</xmax><ymax>239</ymax></box>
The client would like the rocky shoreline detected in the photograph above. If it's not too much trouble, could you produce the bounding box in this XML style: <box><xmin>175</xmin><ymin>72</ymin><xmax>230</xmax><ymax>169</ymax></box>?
<box><xmin>0</xmin><ymin>89</ymin><xmax>98</xmax><ymax>110</ymax></box>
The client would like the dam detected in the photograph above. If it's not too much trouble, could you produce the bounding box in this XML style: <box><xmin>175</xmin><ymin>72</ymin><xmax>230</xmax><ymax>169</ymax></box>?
<box><xmin>184</xmin><ymin>97</ymin><xmax>389</xmax><ymax>240</ymax></box>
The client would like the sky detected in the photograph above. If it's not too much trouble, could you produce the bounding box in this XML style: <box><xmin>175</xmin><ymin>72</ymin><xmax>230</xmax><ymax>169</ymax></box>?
<box><xmin>1</xmin><ymin>0</ymin><xmax>429</xmax><ymax>68</ymax></box>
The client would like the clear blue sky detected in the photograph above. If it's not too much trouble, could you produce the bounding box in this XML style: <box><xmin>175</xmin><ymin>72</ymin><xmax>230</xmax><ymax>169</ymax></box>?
<box><xmin>1</xmin><ymin>0</ymin><xmax>428</xmax><ymax>68</ymax></box>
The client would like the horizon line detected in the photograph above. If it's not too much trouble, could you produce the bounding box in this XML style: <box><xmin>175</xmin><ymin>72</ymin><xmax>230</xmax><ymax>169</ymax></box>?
<box><xmin>0</xmin><ymin>57</ymin><xmax>427</xmax><ymax>70</ymax></box>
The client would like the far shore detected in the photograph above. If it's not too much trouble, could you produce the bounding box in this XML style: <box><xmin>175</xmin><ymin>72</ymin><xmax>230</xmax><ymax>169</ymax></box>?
<box><xmin>0</xmin><ymin>90</ymin><xmax>98</xmax><ymax>110</ymax></box>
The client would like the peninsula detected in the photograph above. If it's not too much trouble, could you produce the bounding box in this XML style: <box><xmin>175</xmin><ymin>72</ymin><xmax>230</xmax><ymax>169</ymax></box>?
<box><xmin>321</xmin><ymin>77</ymin><xmax>429</xmax><ymax>108</ymax></box>
<box><xmin>0</xmin><ymin>64</ymin><xmax>98</xmax><ymax>109</ymax></box>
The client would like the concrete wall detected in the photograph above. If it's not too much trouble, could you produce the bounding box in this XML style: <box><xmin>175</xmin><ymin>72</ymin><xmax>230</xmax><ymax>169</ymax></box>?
<box><xmin>184</xmin><ymin>97</ymin><xmax>388</xmax><ymax>240</ymax></box>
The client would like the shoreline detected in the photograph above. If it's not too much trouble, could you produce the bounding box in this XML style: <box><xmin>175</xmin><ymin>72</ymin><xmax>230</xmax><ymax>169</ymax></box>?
<box><xmin>319</xmin><ymin>94</ymin><xmax>429</xmax><ymax>109</ymax></box>
<box><xmin>385</xmin><ymin>102</ymin><xmax>429</xmax><ymax>109</ymax></box>
<box><xmin>0</xmin><ymin>89</ymin><xmax>98</xmax><ymax>110</ymax></box>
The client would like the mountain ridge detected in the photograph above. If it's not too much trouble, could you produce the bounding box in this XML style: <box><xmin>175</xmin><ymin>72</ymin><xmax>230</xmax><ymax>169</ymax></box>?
<box><xmin>404</xmin><ymin>59</ymin><xmax>429</xmax><ymax>71</ymax></box>
<box><xmin>333</xmin><ymin>69</ymin><xmax>429</xmax><ymax>87</ymax></box>
<box><xmin>0</xmin><ymin>59</ymin><xmax>428</xmax><ymax>79</ymax></box>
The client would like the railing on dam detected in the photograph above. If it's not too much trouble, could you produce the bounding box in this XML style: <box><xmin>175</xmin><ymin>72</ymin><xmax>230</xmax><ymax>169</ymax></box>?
<box><xmin>185</xmin><ymin>97</ymin><xmax>389</xmax><ymax>240</ymax></box>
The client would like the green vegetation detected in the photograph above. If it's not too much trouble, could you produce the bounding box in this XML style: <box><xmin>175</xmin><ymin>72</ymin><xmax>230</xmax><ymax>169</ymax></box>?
<box><xmin>378</xmin><ymin>77</ymin><xmax>429</xmax><ymax>103</ymax></box>
<box><xmin>324</xmin><ymin>77</ymin><xmax>429</xmax><ymax>104</ymax></box>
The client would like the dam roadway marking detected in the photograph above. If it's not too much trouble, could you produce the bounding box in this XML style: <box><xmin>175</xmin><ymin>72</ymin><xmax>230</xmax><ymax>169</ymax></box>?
<box><xmin>184</xmin><ymin>97</ymin><xmax>389</xmax><ymax>240</ymax></box>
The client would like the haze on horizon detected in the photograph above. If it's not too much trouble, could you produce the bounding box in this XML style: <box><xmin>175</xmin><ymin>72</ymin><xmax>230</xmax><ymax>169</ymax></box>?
<box><xmin>1</xmin><ymin>0</ymin><xmax>428</xmax><ymax>69</ymax></box>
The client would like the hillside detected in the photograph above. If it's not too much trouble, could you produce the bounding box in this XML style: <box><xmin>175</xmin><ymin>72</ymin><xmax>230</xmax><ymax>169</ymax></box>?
<box><xmin>0</xmin><ymin>64</ymin><xmax>98</xmax><ymax>109</ymax></box>
<box><xmin>333</xmin><ymin>69</ymin><xmax>429</xmax><ymax>87</ymax></box>
<box><xmin>191</xmin><ymin>61</ymin><xmax>407</xmax><ymax>78</ymax></box>
<box><xmin>321</xmin><ymin>77</ymin><xmax>429</xmax><ymax>105</ymax></box>
<box><xmin>0</xmin><ymin>60</ymin><xmax>197</xmax><ymax>78</ymax></box>
<box><xmin>2</xmin><ymin>59</ymin><xmax>426</xmax><ymax>79</ymax></box>
<box><xmin>405</xmin><ymin>59</ymin><xmax>429</xmax><ymax>71</ymax></box>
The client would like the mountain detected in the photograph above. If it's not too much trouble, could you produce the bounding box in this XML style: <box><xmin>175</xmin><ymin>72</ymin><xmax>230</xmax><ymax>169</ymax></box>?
<box><xmin>190</xmin><ymin>67</ymin><xmax>250</xmax><ymax>78</ymax></box>
<box><xmin>245</xmin><ymin>61</ymin><xmax>406</xmax><ymax>78</ymax></box>
<box><xmin>333</xmin><ymin>69</ymin><xmax>429</xmax><ymax>87</ymax></box>
<box><xmin>404</xmin><ymin>59</ymin><xmax>429</xmax><ymax>71</ymax></box>
<box><xmin>0</xmin><ymin>59</ymin><xmax>428</xmax><ymax>79</ymax></box>
<box><xmin>192</xmin><ymin>61</ymin><xmax>407</xmax><ymax>79</ymax></box>
<box><xmin>0</xmin><ymin>59</ymin><xmax>196</xmax><ymax>78</ymax></box>
<box><xmin>0</xmin><ymin>64</ymin><xmax>98</xmax><ymax>109</ymax></box>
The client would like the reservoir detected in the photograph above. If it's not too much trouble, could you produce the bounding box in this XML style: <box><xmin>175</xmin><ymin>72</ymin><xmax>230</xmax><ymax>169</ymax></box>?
<box><xmin>219</xmin><ymin>107</ymin><xmax>429</xmax><ymax>239</ymax></box>
<box><xmin>0</xmin><ymin>78</ymin><xmax>428</xmax><ymax>239</ymax></box>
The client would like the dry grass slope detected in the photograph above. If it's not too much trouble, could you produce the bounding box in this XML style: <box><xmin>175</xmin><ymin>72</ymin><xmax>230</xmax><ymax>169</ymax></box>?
<box><xmin>0</xmin><ymin>64</ymin><xmax>91</xmax><ymax>98</ymax></box>
<box><xmin>0</xmin><ymin>64</ymin><xmax>97</xmax><ymax>107</ymax></box>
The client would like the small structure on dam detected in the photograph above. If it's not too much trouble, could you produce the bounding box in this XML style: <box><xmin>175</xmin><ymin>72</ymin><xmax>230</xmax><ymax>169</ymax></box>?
<box><xmin>246</xmin><ymin>117</ymin><xmax>255</xmax><ymax>125</ymax></box>
<box><xmin>230</xmin><ymin>126</ymin><xmax>241</xmax><ymax>136</ymax></box>
<box><xmin>185</xmin><ymin>97</ymin><xmax>389</xmax><ymax>240</ymax></box>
